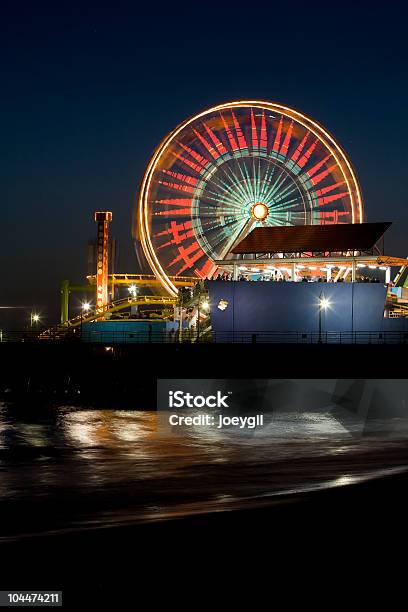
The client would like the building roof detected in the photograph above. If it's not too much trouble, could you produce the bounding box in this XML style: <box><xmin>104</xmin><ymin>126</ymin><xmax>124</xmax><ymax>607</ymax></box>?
<box><xmin>231</xmin><ymin>222</ymin><xmax>391</xmax><ymax>255</ymax></box>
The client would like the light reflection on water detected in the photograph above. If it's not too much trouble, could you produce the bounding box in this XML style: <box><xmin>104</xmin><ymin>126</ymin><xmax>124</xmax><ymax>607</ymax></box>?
<box><xmin>1</xmin><ymin>404</ymin><xmax>408</xmax><ymax>540</ymax></box>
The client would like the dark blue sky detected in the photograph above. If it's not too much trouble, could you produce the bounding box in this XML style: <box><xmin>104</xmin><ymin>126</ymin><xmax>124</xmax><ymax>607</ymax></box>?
<box><xmin>1</xmin><ymin>1</ymin><xmax>407</xmax><ymax>325</ymax></box>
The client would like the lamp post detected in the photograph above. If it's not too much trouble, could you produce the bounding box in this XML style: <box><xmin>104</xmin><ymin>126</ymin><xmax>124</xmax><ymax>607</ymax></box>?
<box><xmin>197</xmin><ymin>289</ymin><xmax>210</xmax><ymax>343</ymax></box>
<box><xmin>30</xmin><ymin>312</ymin><xmax>40</xmax><ymax>340</ymax></box>
<box><xmin>30</xmin><ymin>313</ymin><xmax>40</xmax><ymax>327</ymax></box>
<box><xmin>80</xmin><ymin>302</ymin><xmax>91</xmax><ymax>337</ymax></box>
<box><xmin>318</xmin><ymin>292</ymin><xmax>330</xmax><ymax>343</ymax></box>
<box><xmin>197</xmin><ymin>286</ymin><xmax>201</xmax><ymax>342</ymax></box>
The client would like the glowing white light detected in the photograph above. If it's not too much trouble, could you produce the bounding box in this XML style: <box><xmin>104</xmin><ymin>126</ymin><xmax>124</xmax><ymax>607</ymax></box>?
<box><xmin>319</xmin><ymin>297</ymin><xmax>331</xmax><ymax>310</ymax></box>
<box><xmin>82</xmin><ymin>302</ymin><xmax>91</xmax><ymax>312</ymax></box>
<box><xmin>251</xmin><ymin>202</ymin><xmax>269</xmax><ymax>221</ymax></box>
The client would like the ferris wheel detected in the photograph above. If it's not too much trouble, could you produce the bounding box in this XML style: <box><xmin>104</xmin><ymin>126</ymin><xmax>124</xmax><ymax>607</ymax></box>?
<box><xmin>136</xmin><ymin>100</ymin><xmax>363</xmax><ymax>296</ymax></box>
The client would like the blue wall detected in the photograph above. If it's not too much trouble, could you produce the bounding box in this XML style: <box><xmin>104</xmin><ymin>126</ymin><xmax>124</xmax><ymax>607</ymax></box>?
<box><xmin>208</xmin><ymin>281</ymin><xmax>388</xmax><ymax>333</ymax></box>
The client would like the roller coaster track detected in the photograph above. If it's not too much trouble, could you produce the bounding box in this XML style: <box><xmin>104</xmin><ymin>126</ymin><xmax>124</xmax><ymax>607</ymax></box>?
<box><xmin>64</xmin><ymin>295</ymin><xmax>177</xmax><ymax>327</ymax></box>
<box><xmin>86</xmin><ymin>273</ymin><xmax>194</xmax><ymax>287</ymax></box>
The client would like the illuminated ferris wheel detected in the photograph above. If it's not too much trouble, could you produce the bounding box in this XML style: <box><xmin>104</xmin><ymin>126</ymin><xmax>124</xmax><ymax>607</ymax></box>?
<box><xmin>136</xmin><ymin>101</ymin><xmax>363</xmax><ymax>296</ymax></box>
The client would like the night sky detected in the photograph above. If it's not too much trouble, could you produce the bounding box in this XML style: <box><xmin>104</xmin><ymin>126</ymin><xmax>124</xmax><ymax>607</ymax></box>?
<box><xmin>1</xmin><ymin>1</ymin><xmax>407</xmax><ymax>327</ymax></box>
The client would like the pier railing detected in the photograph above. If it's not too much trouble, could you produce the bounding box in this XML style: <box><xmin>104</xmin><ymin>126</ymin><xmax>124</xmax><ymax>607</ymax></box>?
<box><xmin>1</xmin><ymin>330</ymin><xmax>408</xmax><ymax>344</ymax></box>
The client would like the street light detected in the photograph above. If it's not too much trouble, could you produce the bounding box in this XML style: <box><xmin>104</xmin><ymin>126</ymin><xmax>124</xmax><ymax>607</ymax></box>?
<box><xmin>30</xmin><ymin>313</ymin><xmax>40</xmax><ymax>326</ymax></box>
<box><xmin>80</xmin><ymin>302</ymin><xmax>91</xmax><ymax>337</ymax></box>
<box><xmin>128</xmin><ymin>284</ymin><xmax>137</xmax><ymax>298</ymax></box>
<box><xmin>320</xmin><ymin>297</ymin><xmax>330</xmax><ymax>310</ymax></box>
<box><xmin>318</xmin><ymin>293</ymin><xmax>330</xmax><ymax>343</ymax></box>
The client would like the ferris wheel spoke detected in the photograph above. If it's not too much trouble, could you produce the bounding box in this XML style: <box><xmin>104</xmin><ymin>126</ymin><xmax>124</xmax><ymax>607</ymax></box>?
<box><xmin>301</xmin><ymin>153</ymin><xmax>332</xmax><ymax>182</ymax></box>
<box><xmin>206</xmin><ymin>171</ymin><xmax>249</xmax><ymax>205</ymax></box>
<box><xmin>204</xmin><ymin>188</ymin><xmax>247</xmax><ymax>211</ymax></box>
<box><xmin>262</xmin><ymin>172</ymin><xmax>291</xmax><ymax>204</ymax></box>
<box><xmin>203</xmin><ymin>184</ymin><xmax>245</xmax><ymax>210</ymax></box>
<box><xmin>272</xmin><ymin>115</ymin><xmax>283</xmax><ymax>154</ymax></box>
<box><xmin>219</xmin><ymin>164</ymin><xmax>253</xmax><ymax>205</ymax></box>
<box><xmin>258</xmin><ymin>164</ymin><xmax>277</xmax><ymax>201</ymax></box>
<box><xmin>309</xmin><ymin>190</ymin><xmax>349</xmax><ymax>208</ymax></box>
<box><xmin>207</xmin><ymin>178</ymin><xmax>248</xmax><ymax>208</ymax></box>
<box><xmin>202</xmin><ymin>122</ymin><xmax>228</xmax><ymax>155</ymax></box>
<box><xmin>237</xmin><ymin>161</ymin><xmax>258</xmax><ymax>203</ymax></box>
<box><xmin>311</xmin><ymin>181</ymin><xmax>346</xmax><ymax>198</ymax></box>
<box><xmin>270</xmin><ymin>197</ymin><xmax>303</xmax><ymax>213</ymax></box>
<box><xmin>273</xmin><ymin>205</ymin><xmax>304</xmax><ymax>217</ymax></box>
<box><xmin>253</xmin><ymin>157</ymin><xmax>262</xmax><ymax>201</ymax></box>
<box><xmin>161</xmin><ymin>169</ymin><xmax>199</xmax><ymax>187</ymax></box>
<box><xmin>267</xmin><ymin>216</ymin><xmax>296</xmax><ymax>227</ymax></box>
<box><xmin>305</xmin><ymin>163</ymin><xmax>339</xmax><ymax>188</ymax></box>
<box><xmin>201</xmin><ymin>189</ymin><xmax>244</xmax><ymax>208</ymax></box>
<box><xmin>197</xmin><ymin>216</ymin><xmax>248</xmax><ymax>257</ymax></box>
<box><xmin>263</xmin><ymin>164</ymin><xmax>291</xmax><ymax>199</ymax></box>
<box><xmin>280</xmin><ymin>120</ymin><xmax>294</xmax><ymax>157</ymax></box>
<box><xmin>267</xmin><ymin>183</ymin><xmax>299</xmax><ymax>207</ymax></box>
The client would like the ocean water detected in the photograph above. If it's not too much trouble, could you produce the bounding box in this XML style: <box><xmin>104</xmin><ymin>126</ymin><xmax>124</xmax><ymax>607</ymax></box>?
<box><xmin>1</xmin><ymin>404</ymin><xmax>408</xmax><ymax>541</ymax></box>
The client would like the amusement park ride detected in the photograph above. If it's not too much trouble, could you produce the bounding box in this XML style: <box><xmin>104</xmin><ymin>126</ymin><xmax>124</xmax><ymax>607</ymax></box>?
<box><xmin>55</xmin><ymin>100</ymin><xmax>408</xmax><ymax>334</ymax></box>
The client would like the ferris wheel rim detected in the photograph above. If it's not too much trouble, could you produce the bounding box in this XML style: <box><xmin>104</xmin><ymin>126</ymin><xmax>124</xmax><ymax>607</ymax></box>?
<box><xmin>137</xmin><ymin>100</ymin><xmax>364</xmax><ymax>296</ymax></box>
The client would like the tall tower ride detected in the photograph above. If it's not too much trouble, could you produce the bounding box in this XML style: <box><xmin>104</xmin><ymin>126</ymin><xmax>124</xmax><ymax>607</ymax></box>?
<box><xmin>94</xmin><ymin>211</ymin><xmax>112</xmax><ymax>312</ymax></box>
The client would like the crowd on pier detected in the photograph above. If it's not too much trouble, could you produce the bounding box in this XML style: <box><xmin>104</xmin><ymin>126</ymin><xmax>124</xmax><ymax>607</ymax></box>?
<box><xmin>208</xmin><ymin>273</ymin><xmax>382</xmax><ymax>283</ymax></box>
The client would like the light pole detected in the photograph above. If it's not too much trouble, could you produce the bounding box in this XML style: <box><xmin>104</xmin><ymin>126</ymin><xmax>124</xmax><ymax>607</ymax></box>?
<box><xmin>318</xmin><ymin>293</ymin><xmax>330</xmax><ymax>343</ymax></box>
<box><xmin>128</xmin><ymin>285</ymin><xmax>138</xmax><ymax>319</ymax></box>
<box><xmin>30</xmin><ymin>313</ymin><xmax>40</xmax><ymax>327</ymax></box>
<box><xmin>29</xmin><ymin>312</ymin><xmax>40</xmax><ymax>341</ymax></box>
<box><xmin>197</xmin><ymin>289</ymin><xmax>210</xmax><ymax>343</ymax></box>
<box><xmin>197</xmin><ymin>286</ymin><xmax>201</xmax><ymax>342</ymax></box>
<box><xmin>177</xmin><ymin>289</ymin><xmax>186</xmax><ymax>343</ymax></box>
<box><xmin>80</xmin><ymin>302</ymin><xmax>91</xmax><ymax>337</ymax></box>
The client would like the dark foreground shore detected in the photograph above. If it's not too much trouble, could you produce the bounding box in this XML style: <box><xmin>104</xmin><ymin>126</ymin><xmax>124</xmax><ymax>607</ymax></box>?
<box><xmin>1</xmin><ymin>342</ymin><xmax>407</xmax><ymax>607</ymax></box>
<box><xmin>1</xmin><ymin>471</ymin><xmax>407</xmax><ymax>607</ymax></box>
<box><xmin>1</xmin><ymin>341</ymin><xmax>408</xmax><ymax>406</ymax></box>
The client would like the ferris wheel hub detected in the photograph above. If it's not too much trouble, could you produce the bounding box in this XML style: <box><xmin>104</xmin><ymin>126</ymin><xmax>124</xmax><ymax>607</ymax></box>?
<box><xmin>251</xmin><ymin>202</ymin><xmax>269</xmax><ymax>221</ymax></box>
